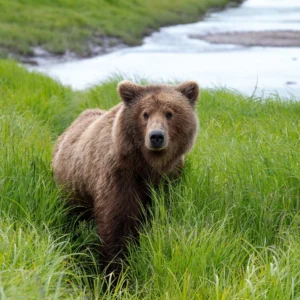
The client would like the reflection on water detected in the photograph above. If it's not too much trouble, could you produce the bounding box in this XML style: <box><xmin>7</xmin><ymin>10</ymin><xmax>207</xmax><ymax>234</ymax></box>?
<box><xmin>31</xmin><ymin>0</ymin><xmax>300</xmax><ymax>98</ymax></box>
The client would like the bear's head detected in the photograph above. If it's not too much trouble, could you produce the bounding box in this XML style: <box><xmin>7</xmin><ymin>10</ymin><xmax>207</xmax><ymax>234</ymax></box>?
<box><xmin>116</xmin><ymin>80</ymin><xmax>199</xmax><ymax>170</ymax></box>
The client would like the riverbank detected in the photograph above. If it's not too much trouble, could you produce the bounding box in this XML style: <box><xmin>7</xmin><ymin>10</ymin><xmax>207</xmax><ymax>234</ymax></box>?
<box><xmin>1</xmin><ymin>60</ymin><xmax>300</xmax><ymax>298</ymax></box>
<box><xmin>0</xmin><ymin>0</ymin><xmax>236</xmax><ymax>64</ymax></box>
<box><xmin>31</xmin><ymin>0</ymin><xmax>300</xmax><ymax>97</ymax></box>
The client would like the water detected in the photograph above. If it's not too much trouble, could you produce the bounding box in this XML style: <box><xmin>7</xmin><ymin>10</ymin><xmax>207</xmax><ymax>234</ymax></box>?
<box><xmin>31</xmin><ymin>0</ymin><xmax>300</xmax><ymax>98</ymax></box>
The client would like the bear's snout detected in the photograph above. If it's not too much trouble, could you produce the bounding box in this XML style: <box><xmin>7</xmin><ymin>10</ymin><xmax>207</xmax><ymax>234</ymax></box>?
<box><xmin>150</xmin><ymin>130</ymin><xmax>165</xmax><ymax>149</ymax></box>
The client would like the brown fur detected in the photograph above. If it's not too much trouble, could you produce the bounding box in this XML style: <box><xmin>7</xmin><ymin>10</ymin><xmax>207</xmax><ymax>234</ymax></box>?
<box><xmin>52</xmin><ymin>81</ymin><xmax>199</xmax><ymax>274</ymax></box>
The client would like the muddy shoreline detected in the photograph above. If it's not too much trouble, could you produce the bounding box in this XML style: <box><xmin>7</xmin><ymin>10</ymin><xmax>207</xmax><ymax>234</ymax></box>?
<box><xmin>191</xmin><ymin>30</ymin><xmax>300</xmax><ymax>47</ymax></box>
<box><xmin>20</xmin><ymin>37</ymin><xmax>127</xmax><ymax>66</ymax></box>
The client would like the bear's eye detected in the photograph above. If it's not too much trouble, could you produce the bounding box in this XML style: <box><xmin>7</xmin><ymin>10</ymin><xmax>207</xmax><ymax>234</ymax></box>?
<box><xmin>143</xmin><ymin>112</ymin><xmax>149</xmax><ymax>120</ymax></box>
<box><xmin>166</xmin><ymin>112</ymin><xmax>173</xmax><ymax>120</ymax></box>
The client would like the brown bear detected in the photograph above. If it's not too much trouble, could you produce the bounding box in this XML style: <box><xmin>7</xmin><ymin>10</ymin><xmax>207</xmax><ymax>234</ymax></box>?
<box><xmin>52</xmin><ymin>80</ymin><xmax>199</xmax><ymax>274</ymax></box>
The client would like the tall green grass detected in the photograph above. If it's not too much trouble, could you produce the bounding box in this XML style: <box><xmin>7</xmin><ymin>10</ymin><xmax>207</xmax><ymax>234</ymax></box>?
<box><xmin>0</xmin><ymin>60</ymin><xmax>300</xmax><ymax>299</ymax></box>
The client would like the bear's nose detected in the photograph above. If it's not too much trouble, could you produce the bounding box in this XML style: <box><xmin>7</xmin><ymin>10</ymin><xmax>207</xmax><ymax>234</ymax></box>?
<box><xmin>150</xmin><ymin>130</ymin><xmax>165</xmax><ymax>148</ymax></box>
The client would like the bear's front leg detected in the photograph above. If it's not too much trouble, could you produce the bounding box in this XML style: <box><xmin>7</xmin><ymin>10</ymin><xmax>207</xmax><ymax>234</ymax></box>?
<box><xmin>94</xmin><ymin>194</ymin><xmax>141</xmax><ymax>277</ymax></box>
<box><xmin>97</xmin><ymin>218</ymin><xmax>125</xmax><ymax>277</ymax></box>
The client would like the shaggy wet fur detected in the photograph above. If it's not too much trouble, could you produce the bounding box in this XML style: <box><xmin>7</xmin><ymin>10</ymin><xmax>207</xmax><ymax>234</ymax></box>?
<box><xmin>52</xmin><ymin>81</ymin><xmax>199</xmax><ymax>275</ymax></box>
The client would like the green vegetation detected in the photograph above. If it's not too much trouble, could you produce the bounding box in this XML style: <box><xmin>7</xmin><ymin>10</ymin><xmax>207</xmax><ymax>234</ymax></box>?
<box><xmin>0</xmin><ymin>0</ymin><xmax>231</xmax><ymax>59</ymax></box>
<box><xmin>1</xmin><ymin>60</ymin><xmax>300</xmax><ymax>299</ymax></box>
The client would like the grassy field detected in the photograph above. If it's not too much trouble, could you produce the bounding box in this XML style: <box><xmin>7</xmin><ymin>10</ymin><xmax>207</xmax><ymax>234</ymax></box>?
<box><xmin>0</xmin><ymin>0</ymin><xmax>232</xmax><ymax>60</ymax></box>
<box><xmin>1</xmin><ymin>60</ymin><xmax>300</xmax><ymax>299</ymax></box>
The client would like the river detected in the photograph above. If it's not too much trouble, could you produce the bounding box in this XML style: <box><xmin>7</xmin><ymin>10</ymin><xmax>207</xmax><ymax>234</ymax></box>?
<box><xmin>31</xmin><ymin>0</ymin><xmax>300</xmax><ymax>98</ymax></box>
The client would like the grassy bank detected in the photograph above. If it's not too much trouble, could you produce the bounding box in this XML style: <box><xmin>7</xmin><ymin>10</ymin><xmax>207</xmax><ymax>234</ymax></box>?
<box><xmin>1</xmin><ymin>60</ymin><xmax>300</xmax><ymax>299</ymax></box>
<box><xmin>0</xmin><ymin>0</ymin><xmax>232</xmax><ymax>60</ymax></box>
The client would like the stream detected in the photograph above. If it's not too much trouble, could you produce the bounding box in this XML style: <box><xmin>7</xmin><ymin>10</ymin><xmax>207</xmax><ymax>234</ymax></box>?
<box><xmin>31</xmin><ymin>0</ymin><xmax>300</xmax><ymax>98</ymax></box>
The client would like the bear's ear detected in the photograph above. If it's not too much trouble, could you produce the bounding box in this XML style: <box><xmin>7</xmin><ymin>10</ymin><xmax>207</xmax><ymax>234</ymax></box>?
<box><xmin>176</xmin><ymin>81</ymin><xmax>199</xmax><ymax>107</ymax></box>
<box><xmin>117</xmin><ymin>80</ymin><xmax>143</xmax><ymax>105</ymax></box>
